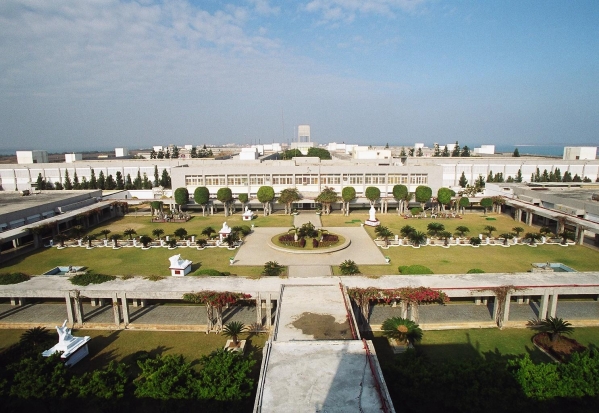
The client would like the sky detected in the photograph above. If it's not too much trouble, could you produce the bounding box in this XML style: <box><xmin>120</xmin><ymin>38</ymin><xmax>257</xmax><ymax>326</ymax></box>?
<box><xmin>0</xmin><ymin>0</ymin><xmax>598</xmax><ymax>152</ymax></box>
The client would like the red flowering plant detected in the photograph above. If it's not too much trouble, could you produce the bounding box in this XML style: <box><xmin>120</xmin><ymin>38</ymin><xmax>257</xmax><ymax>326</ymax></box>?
<box><xmin>183</xmin><ymin>291</ymin><xmax>251</xmax><ymax>332</ymax></box>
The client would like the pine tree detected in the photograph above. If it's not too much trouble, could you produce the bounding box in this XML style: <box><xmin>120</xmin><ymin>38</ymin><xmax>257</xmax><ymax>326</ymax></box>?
<box><xmin>106</xmin><ymin>174</ymin><xmax>116</xmax><ymax>190</ymax></box>
<box><xmin>150</xmin><ymin>149</ymin><xmax>156</xmax><ymax>159</ymax></box>
<box><xmin>81</xmin><ymin>177</ymin><xmax>89</xmax><ymax>189</ymax></box>
<box><xmin>417</xmin><ymin>147</ymin><xmax>423</xmax><ymax>157</ymax></box>
<box><xmin>171</xmin><ymin>146</ymin><xmax>179</xmax><ymax>159</ymax></box>
<box><xmin>142</xmin><ymin>174</ymin><xmax>152</xmax><ymax>189</ymax></box>
<box><xmin>461</xmin><ymin>145</ymin><xmax>471</xmax><ymax>157</ymax></box>
<box><xmin>513</xmin><ymin>148</ymin><xmax>520</xmax><ymax>157</ymax></box>
<box><xmin>400</xmin><ymin>147</ymin><xmax>406</xmax><ymax>156</ymax></box>
<box><xmin>125</xmin><ymin>174</ymin><xmax>133</xmax><ymax>190</ymax></box>
<box><xmin>97</xmin><ymin>171</ymin><xmax>106</xmax><ymax>190</ymax></box>
<box><xmin>433</xmin><ymin>143</ymin><xmax>440</xmax><ymax>157</ymax></box>
<box><xmin>452</xmin><ymin>141</ymin><xmax>460</xmax><ymax>157</ymax></box>
<box><xmin>165</xmin><ymin>148</ymin><xmax>171</xmax><ymax>159</ymax></box>
<box><xmin>116</xmin><ymin>171</ymin><xmax>124</xmax><ymax>190</ymax></box>
<box><xmin>459</xmin><ymin>172</ymin><xmax>468</xmax><ymax>188</ymax></box>
<box><xmin>36</xmin><ymin>173</ymin><xmax>45</xmax><ymax>190</ymax></box>
<box><xmin>515</xmin><ymin>169</ymin><xmax>523</xmax><ymax>183</ymax></box>
<box><xmin>73</xmin><ymin>171</ymin><xmax>81</xmax><ymax>189</ymax></box>
<box><xmin>487</xmin><ymin>171</ymin><xmax>494</xmax><ymax>183</ymax></box>
<box><xmin>190</xmin><ymin>147</ymin><xmax>197</xmax><ymax>158</ymax></box>
<box><xmin>563</xmin><ymin>171</ymin><xmax>572</xmax><ymax>182</ymax></box>
<box><xmin>63</xmin><ymin>170</ymin><xmax>73</xmax><ymax>190</ymax></box>
<box><xmin>157</xmin><ymin>150</ymin><xmax>164</xmax><ymax>159</ymax></box>
<box><xmin>153</xmin><ymin>165</ymin><xmax>159</xmax><ymax>187</ymax></box>
<box><xmin>89</xmin><ymin>169</ymin><xmax>97</xmax><ymax>189</ymax></box>
<box><xmin>554</xmin><ymin>168</ymin><xmax>562</xmax><ymax>182</ymax></box>
<box><xmin>133</xmin><ymin>171</ymin><xmax>142</xmax><ymax>189</ymax></box>
<box><xmin>442</xmin><ymin>146</ymin><xmax>450</xmax><ymax>157</ymax></box>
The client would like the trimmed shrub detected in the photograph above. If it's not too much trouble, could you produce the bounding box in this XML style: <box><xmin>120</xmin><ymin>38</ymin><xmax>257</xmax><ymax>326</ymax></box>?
<box><xmin>70</xmin><ymin>273</ymin><xmax>116</xmax><ymax>286</ymax></box>
<box><xmin>194</xmin><ymin>269</ymin><xmax>225</xmax><ymax>277</ymax></box>
<box><xmin>467</xmin><ymin>268</ymin><xmax>485</xmax><ymax>273</ymax></box>
<box><xmin>299</xmin><ymin>238</ymin><xmax>306</xmax><ymax>248</ymax></box>
<box><xmin>312</xmin><ymin>238</ymin><xmax>319</xmax><ymax>248</ymax></box>
<box><xmin>398</xmin><ymin>265</ymin><xmax>434</xmax><ymax>275</ymax></box>
<box><xmin>279</xmin><ymin>234</ymin><xmax>294</xmax><ymax>243</ymax></box>
<box><xmin>0</xmin><ymin>272</ymin><xmax>30</xmax><ymax>285</ymax></box>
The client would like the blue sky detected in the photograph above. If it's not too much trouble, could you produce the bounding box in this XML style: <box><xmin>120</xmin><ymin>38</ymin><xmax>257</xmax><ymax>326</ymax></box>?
<box><xmin>0</xmin><ymin>0</ymin><xmax>597</xmax><ymax>152</ymax></box>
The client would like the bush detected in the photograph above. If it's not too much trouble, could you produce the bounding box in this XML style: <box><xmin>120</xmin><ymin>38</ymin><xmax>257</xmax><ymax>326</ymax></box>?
<box><xmin>312</xmin><ymin>238</ymin><xmax>319</xmax><ymax>248</ymax></box>
<box><xmin>467</xmin><ymin>268</ymin><xmax>485</xmax><ymax>273</ymax></box>
<box><xmin>410</xmin><ymin>207</ymin><xmax>422</xmax><ymax>215</ymax></box>
<box><xmin>194</xmin><ymin>269</ymin><xmax>225</xmax><ymax>277</ymax></box>
<box><xmin>322</xmin><ymin>234</ymin><xmax>338</xmax><ymax>242</ymax></box>
<box><xmin>339</xmin><ymin>260</ymin><xmax>360</xmax><ymax>275</ymax></box>
<box><xmin>0</xmin><ymin>272</ymin><xmax>30</xmax><ymax>285</ymax></box>
<box><xmin>70</xmin><ymin>273</ymin><xmax>116</xmax><ymax>286</ymax></box>
<box><xmin>239</xmin><ymin>225</ymin><xmax>252</xmax><ymax>236</ymax></box>
<box><xmin>262</xmin><ymin>261</ymin><xmax>284</xmax><ymax>277</ymax></box>
<box><xmin>278</xmin><ymin>234</ymin><xmax>294</xmax><ymax>243</ymax></box>
<box><xmin>299</xmin><ymin>238</ymin><xmax>306</xmax><ymax>248</ymax></box>
<box><xmin>398</xmin><ymin>265</ymin><xmax>433</xmax><ymax>275</ymax></box>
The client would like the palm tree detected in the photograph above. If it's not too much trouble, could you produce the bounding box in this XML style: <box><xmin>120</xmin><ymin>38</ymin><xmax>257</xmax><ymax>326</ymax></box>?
<box><xmin>524</xmin><ymin>232</ymin><xmax>541</xmax><ymax>245</ymax></box>
<box><xmin>83</xmin><ymin>234</ymin><xmax>97</xmax><ymax>248</ymax></box>
<box><xmin>539</xmin><ymin>316</ymin><xmax>574</xmax><ymax>343</ymax></box>
<box><xmin>70</xmin><ymin>225</ymin><xmax>85</xmax><ymax>240</ymax></box>
<box><xmin>100</xmin><ymin>229</ymin><xmax>111</xmax><ymax>240</ymax></box>
<box><xmin>375</xmin><ymin>226</ymin><xmax>394</xmax><ymax>246</ymax></box>
<box><xmin>20</xmin><ymin>327</ymin><xmax>52</xmax><ymax>348</ymax></box>
<box><xmin>54</xmin><ymin>233</ymin><xmax>69</xmax><ymax>247</ymax></box>
<box><xmin>196</xmin><ymin>238</ymin><xmax>208</xmax><ymax>248</ymax></box>
<box><xmin>400</xmin><ymin>225</ymin><xmax>416</xmax><ymax>238</ymax></box>
<box><xmin>123</xmin><ymin>228</ymin><xmax>137</xmax><ymax>240</ymax></box>
<box><xmin>222</xmin><ymin>321</ymin><xmax>246</xmax><ymax>347</ymax></box>
<box><xmin>174</xmin><ymin>227</ymin><xmax>188</xmax><ymax>240</ymax></box>
<box><xmin>427</xmin><ymin>222</ymin><xmax>445</xmax><ymax>237</ymax></box>
<box><xmin>408</xmin><ymin>231</ymin><xmax>427</xmax><ymax>247</ymax></box>
<box><xmin>201</xmin><ymin>226</ymin><xmax>216</xmax><ymax>238</ymax></box>
<box><xmin>455</xmin><ymin>226</ymin><xmax>470</xmax><ymax>237</ymax></box>
<box><xmin>483</xmin><ymin>225</ymin><xmax>496</xmax><ymax>237</ymax></box>
<box><xmin>539</xmin><ymin>226</ymin><xmax>553</xmax><ymax>237</ymax></box>
<box><xmin>140</xmin><ymin>235</ymin><xmax>153</xmax><ymax>248</ymax></box>
<box><xmin>152</xmin><ymin>228</ymin><xmax>164</xmax><ymax>240</ymax></box>
<box><xmin>381</xmin><ymin>317</ymin><xmax>423</xmax><ymax>347</ymax></box>
<box><xmin>512</xmin><ymin>227</ymin><xmax>524</xmax><ymax>237</ymax></box>
<box><xmin>499</xmin><ymin>233</ymin><xmax>514</xmax><ymax>245</ymax></box>
<box><xmin>470</xmin><ymin>237</ymin><xmax>482</xmax><ymax>246</ymax></box>
<box><xmin>559</xmin><ymin>230</ymin><xmax>575</xmax><ymax>245</ymax></box>
<box><xmin>439</xmin><ymin>231</ymin><xmax>452</xmax><ymax>246</ymax></box>
<box><xmin>110</xmin><ymin>233</ymin><xmax>122</xmax><ymax>247</ymax></box>
<box><xmin>339</xmin><ymin>260</ymin><xmax>360</xmax><ymax>275</ymax></box>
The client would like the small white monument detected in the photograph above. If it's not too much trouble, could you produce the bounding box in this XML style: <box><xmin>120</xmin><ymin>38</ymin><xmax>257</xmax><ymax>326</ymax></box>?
<box><xmin>242</xmin><ymin>206</ymin><xmax>255</xmax><ymax>221</ymax></box>
<box><xmin>219</xmin><ymin>221</ymin><xmax>232</xmax><ymax>241</ymax></box>
<box><xmin>42</xmin><ymin>320</ymin><xmax>91</xmax><ymax>367</ymax></box>
<box><xmin>169</xmin><ymin>254</ymin><xmax>192</xmax><ymax>276</ymax></box>
<box><xmin>364</xmin><ymin>205</ymin><xmax>380</xmax><ymax>227</ymax></box>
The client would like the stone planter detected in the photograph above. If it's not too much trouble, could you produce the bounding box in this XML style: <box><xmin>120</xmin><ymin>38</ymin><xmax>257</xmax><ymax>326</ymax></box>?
<box><xmin>224</xmin><ymin>339</ymin><xmax>246</xmax><ymax>354</ymax></box>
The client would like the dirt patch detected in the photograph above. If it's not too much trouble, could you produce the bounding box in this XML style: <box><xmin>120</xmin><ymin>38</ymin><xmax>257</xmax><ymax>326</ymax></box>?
<box><xmin>533</xmin><ymin>332</ymin><xmax>586</xmax><ymax>362</ymax></box>
<box><xmin>291</xmin><ymin>312</ymin><xmax>351</xmax><ymax>340</ymax></box>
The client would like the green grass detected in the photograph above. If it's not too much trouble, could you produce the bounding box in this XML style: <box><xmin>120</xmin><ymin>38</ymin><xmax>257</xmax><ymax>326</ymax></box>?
<box><xmin>270</xmin><ymin>233</ymin><xmax>345</xmax><ymax>250</ymax></box>
<box><xmin>373</xmin><ymin>326</ymin><xmax>599</xmax><ymax>366</ymax></box>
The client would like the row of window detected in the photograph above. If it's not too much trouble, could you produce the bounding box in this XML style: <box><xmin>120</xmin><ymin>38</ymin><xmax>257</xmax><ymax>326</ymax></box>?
<box><xmin>185</xmin><ymin>173</ymin><xmax>428</xmax><ymax>186</ymax></box>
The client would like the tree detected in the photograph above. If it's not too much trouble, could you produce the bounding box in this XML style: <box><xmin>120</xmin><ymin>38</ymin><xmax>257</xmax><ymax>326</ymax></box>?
<box><xmin>414</xmin><ymin>185</ymin><xmax>432</xmax><ymax>210</ymax></box>
<box><xmin>190</xmin><ymin>146</ymin><xmax>197</xmax><ymax>158</ymax></box>
<box><xmin>559</xmin><ymin>230</ymin><xmax>575</xmax><ymax>245</ymax></box>
<box><xmin>216</xmin><ymin>187</ymin><xmax>233</xmax><ymax>216</ymax></box>
<box><xmin>19</xmin><ymin>326</ymin><xmax>52</xmax><ymax>348</ymax></box>
<box><xmin>375</xmin><ymin>226</ymin><xmax>394</xmax><ymax>246</ymax></box>
<box><xmin>150</xmin><ymin>149</ymin><xmax>156</xmax><ymax>159</ymax></box>
<box><xmin>524</xmin><ymin>232</ymin><xmax>542</xmax><ymax>245</ymax></box>
<box><xmin>382</xmin><ymin>317</ymin><xmax>423</xmax><ymax>346</ymax></box>
<box><xmin>262</xmin><ymin>261</ymin><xmax>284</xmax><ymax>277</ymax></box>
<box><xmin>63</xmin><ymin>170</ymin><xmax>73</xmax><ymax>190</ymax></box>
<box><xmin>365</xmin><ymin>186</ymin><xmax>381</xmax><ymax>206</ymax></box>
<box><xmin>71</xmin><ymin>360</ymin><xmax>129</xmax><ymax>408</ymax></box>
<box><xmin>115</xmin><ymin>171</ymin><xmax>124</xmax><ymax>190</ymax></box>
<box><xmin>73</xmin><ymin>171</ymin><xmax>81</xmax><ymax>189</ymax></box>
<box><xmin>160</xmin><ymin>169</ymin><xmax>171</xmax><ymax>188</ymax></box>
<box><xmin>152</xmin><ymin>228</ymin><xmax>164</xmax><ymax>240</ymax></box>
<box><xmin>140</xmin><ymin>235</ymin><xmax>153</xmax><ymax>247</ymax></box>
<box><xmin>315</xmin><ymin>187</ymin><xmax>339</xmax><ymax>214</ymax></box>
<box><xmin>238</xmin><ymin>193</ymin><xmax>249</xmax><ymax>211</ymax></box>
<box><xmin>125</xmin><ymin>173</ymin><xmax>133</xmax><ymax>190</ymax></box>
<box><xmin>458</xmin><ymin>171</ymin><xmax>468</xmax><ymax>188</ymax></box>
<box><xmin>183</xmin><ymin>291</ymin><xmax>251</xmax><ymax>332</ymax></box>
<box><xmin>89</xmin><ymin>169</ymin><xmax>97</xmax><ymax>189</ymax></box>
<box><xmin>408</xmin><ymin>231</ymin><xmax>427</xmax><ymax>247</ymax></box>
<box><xmin>461</xmin><ymin>145</ymin><xmax>470</xmax><ymax>157</ymax></box>
<box><xmin>134</xmin><ymin>354</ymin><xmax>197</xmax><ymax>400</ymax></box>
<box><xmin>195</xmin><ymin>349</ymin><xmax>256</xmax><ymax>401</ymax></box>
<box><xmin>54</xmin><ymin>233</ymin><xmax>69</xmax><ymax>247</ymax></box>
<box><xmin>133</xmin><ymin>170</ymin><xmax>142</xmax><ymax>189</ymax></box>
<box><xmin>470</xmin><ymin>237</ymin><xmax>482</xmax><ymax>246</ymax></box>
<box><xmin>142</xmin><ymin>173</ymin><xmax>152</xmax><ymax>189</ymax></box>
<box><xmin>201</xmin><ymin>226</ymin><xmax>216</xmax><ymax>238</ymax></box>
<box><xmin>484</xmin><ymin>225</ymin><xmax>496</xmax><ymax>237</ymax></box>
<box><xmin>427</xmin><ymin>222</ymin><xmax>445</xmax><ymax>237</ymax></box>
<box><xmin>441</xmin><ymin>146</ymin><xmax>449</xmax><ymax>157</ymax></box>
<box><xmin>400</xmin><ymin>225</ymin><xmax>416</xmax><ymax>238</ymax></box>
<box><xmin>480</xmin><ymin>198</ymin><xmax>493</xmax><ymax>215</ymax></box>
<box><xmin>513</xmin><ymin>147</ymin><xmax>520</xmax><ymax>157</ymax></box>
<box><xmin>417</xmin><ymin>147</ymin><xmax>423</xmax><ymax>157</ymax></box>
<box><xmin>278</xmin><ymin>187</ymin><xmax>301</xmax><ymax>214</ymax></box>
<box><xmin>123</xmin><ymin>228</ymin><xmax>137</xmax><ymax>240</ymax></box>
<box><xmin>97</xmin><ymin>171</ymin><xmax>106</xmax><ymax>190</ymax></box>
<box><xmin>194</xmin><ymin>186</ymin><xmax>210</xmax><ymax>216</ymax></box>
<box><xmin>174</xmin><ymin>227</ymin><xmax>188</xmax><ymax>240</ymax></box>
<box><xmin>539</xmin><ymin>316</ymin><xmax>574</xmax><ymax>343</ymax></box>
<box><xmin>105</xmin><ymin>174</ymin><xmax>116</xmax><ymax>190</ymax></box>
<box><xmin>437</xmin><ymin>187</ymin><xmax>452</xmax><ymax>212</ymax></box>
<box><xmin>499</xmin><ymin>233</ymin><xmax>514</xmax><ymax>245</ymax></box>
<box><xmin>458</xmin><ymin>196</ymin><xmax>470</xmax><ymax>214</ymax></box>
<box><xmin>100</xmin><ymin>229</ymin><xmax>111</xmax><ymax>239</ymax></box>
<box><xmin>174</xmin><ymin>187</ymin><xmax>189</xmax><ymax>210</ymax></box>
<box><xmin>433</xmin><ymin>143</ymin><xmax>440</xmax><ymax>157</ymax></box>
<box><xmin>110</xmin><ymin>233</ymin><xmax>122</xmax><ymax>247</ymax></box>
<box><xmin>9</xmin><ymin>353</ymin><xmax>69</xmax><ymax>400</ymax></box>
<box><xmin>257</xmin><ymin>186</ymin><xmax>275</xmax><ymax>216</ymax></box>
<box><xmin>36</xmin><ymin>173</ymin><xmax>45</xmax><ymax>191</ymax></box>
<box><xmin>157</xmin><ymin>150</ymin><xmax>164</xmax><ymax>159</ymax></box>
<box><xmin>452</xmin><ymin>141</ymin><xmax>460</xmax><ymax>157</ymax></box>
<box><xmin>306</xmin><ymin>147</ymin><xmax>332</xmax><ymax>159</ymax></box>
<box><xmin>455</xmin><ymin>226</ymin><xmax>470</xmax><ymax>237</ymax></box>
<box><xmin>392</xmin><ymin>184</ymin><xmax>410</xmax><ymax>215</ymax></box>
<box><xmin>171</xmin><ymin>146</ymin><xmax>179</xmax><ymax>159</ymax></box>
<box><xmin>339</xmin><ymin>260</ymin><xmax>360</xmax><ymax>275</ymax></box>
<box><xmin>222</xmin><ymin>321</ymin><xmax>246</xmax><ymax>347</ymax></box>
<box><xmin>341</xmin><ymin>186</ymin><xmax>356</xmax><ymax>216</ymax></box>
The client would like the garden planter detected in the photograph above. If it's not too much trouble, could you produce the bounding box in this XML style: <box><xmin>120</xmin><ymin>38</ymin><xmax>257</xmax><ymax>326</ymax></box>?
<box><xmin>224</xmin><ymin>339</ymin><xmax>246</xmax><ymax>354</ymax></box>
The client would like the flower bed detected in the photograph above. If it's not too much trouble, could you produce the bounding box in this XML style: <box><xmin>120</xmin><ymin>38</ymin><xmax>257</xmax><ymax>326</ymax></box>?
<box><xmin>533</xmin><ymin>332</ymin><xmax>586</xmax><ymax>362</ymax></box>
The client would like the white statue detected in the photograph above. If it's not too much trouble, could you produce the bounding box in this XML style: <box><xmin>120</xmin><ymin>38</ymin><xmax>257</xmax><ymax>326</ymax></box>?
<box><xmin>369</xmin><ymin>205</ymin><xmax>377</xmax><ymax>221</ymax></box>
<box><xmin>42</xmin><ymin>320</ymin><xmax>91</xmax><ymax>366</ymax></box>
<box><xmin>56</xmin><ymin>320</ymin><xmax>73</xmax><ymax>343</ymax></box>
<box><xmin>221</xmin><ymin>222</ymin><xmax>231</xmax><ymax>232</ymax></box>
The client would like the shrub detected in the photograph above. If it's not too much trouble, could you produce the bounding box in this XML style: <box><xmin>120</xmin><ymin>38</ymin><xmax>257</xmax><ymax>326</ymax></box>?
<box><xmin>0</xmin><ymin>272</ymin><xmax>30</xmax><ymax>285</ymax></box>
<box><xmin>299</xmin><ymin>238</ymin><xmax>306</xmax><ymax>248</ymax></box>
<box><xmin>239</xmin><ymin>225</ymin><xmax>252</xmax><ymax>236</ymax></box>
<box><xmin>278</xmin><ymin>234</ymin><xmax>294</xmax><ymax>243</ymax></box>
<box><xmin>410</xmin><ymin>207</ymin><xmax>422</xmax><ymax>215</ymax></box>
<box><xmin>398</xmin><ymin>265</ymin><xmax>433</xmax><ymax>275</ymax></box>
<box><xmin>470</xmin><ymin>237</ymin><xmax>482</xmax><ymax>246</ymax></box>
<box><xmin>144</xmin><ymin>275</ymin><xmax>165</xmax><ymax>282</ymax></box>
<box><xmin>467</xmin><ymin>268</ymin><xmax>485</xmax><ymax>273</ymax></box>
<box><xmin>322</xmin><ymin>234</ymin><xmax>338</xmax><ymax>242</ymax></box>
<box><xmin>339</xmin><ymin>260</ymin><xmax>360</xmax><ymax>275</ymax></box>
<box><xmin>70</xmin><ymin>273</ymin><xmax>116</xmax><ymax>286</ymax></box>
<box><xmin>262</xmin><ymin>261</ymin><xmax>284</xmax><ymax>277</ymax></box>
<box><xmin>312</xmin><ymin>238</ymin><xmax>319</xmax><ymax>248</ymax></box>
<box><xmin>194</xmin><ymin>269</ymin><xmax>225</xmax><ymax>277</ymax></box>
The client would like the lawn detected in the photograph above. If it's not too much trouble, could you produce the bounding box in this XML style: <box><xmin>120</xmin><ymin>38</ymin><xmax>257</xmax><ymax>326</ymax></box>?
<box><xmin>373</xmin><ymin>326</ymin><xmax>599</xmax><ymax>366</ymax></box>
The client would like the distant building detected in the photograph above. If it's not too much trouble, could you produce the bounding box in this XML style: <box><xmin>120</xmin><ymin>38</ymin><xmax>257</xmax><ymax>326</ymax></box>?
<box><xmin>16</xmin><ymin>150</ymin><xmax>48</xmax><ymax>164</ymax></box>
<box><xmin>474</xmin><ymin>145</ymin><xmax>495</xmax><ymax>155</ymax></box>
<box><xmin>297</xmin><ymin>125</ymin><xmax>311</xmax><ymax>142</ymax></box>
<box><xmin>563</xmin><ymin>147</ymin><xmax>597</xmax><ymax>160</ymax></box>
<box><xmin>115</xmin><ymin>148</ymin><xmax>129</xmax><ymax>158</ymax></box>
<box><xmin>65</xmin><ymin>153</ymin><xmax>82</xmax><ymax>163</ymax></box>
<box><xmin>239</xmin><ymin>147</ymin><xmax>259</xmax><ymax>160</ymax></box>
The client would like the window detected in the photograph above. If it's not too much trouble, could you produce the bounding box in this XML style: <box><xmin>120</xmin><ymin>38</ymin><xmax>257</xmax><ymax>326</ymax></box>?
<box><xmin>205</xmin><ymin>175</ymin><xmax>226</xmax><ymax>186</ymax></box>
<box><xmin>185</xmin><ymin>175</ymin><xmax>204</xmax><ymax>186</ymax></box>
<box><xmin>321</xmin><ymin>174</ymin><xmax>341</xmax><ymax>185</ymax></box>
<box><xmin>364</xmin><ymin>174</ymin><xmax>386</xmax><ymax>184</ymax></box>
<box><xmin>249</xmin><ymin>174</ymin><xmax>266</xmax><ymax>185</ymax></box>
<box><xmin>388</xmin><ymin>174</ymin><xmax>409</xmax><ymax>184</ymax></box>
<box><xmin>348</xmin><ymin>174</ymin><xmax>363</xmax><ymax>185</ymax></box>
<box><xmin>295</xmin><ymin>174</ymin><xmax>318</xmax><ymax>185</ymax></box>
<box><xmin>272</xmin><ymin>174</ymin><xmax>294</xmax><ymax>185</ymax></box>
<box><xmin>410</xmin><ymin>174</ymin><xmax>428</xmax><ymax>185</ymax></box>
<box><xmin>227</xmin><ymin>175</ymin><xmax>248</xmax><ymax>186</ymax></box>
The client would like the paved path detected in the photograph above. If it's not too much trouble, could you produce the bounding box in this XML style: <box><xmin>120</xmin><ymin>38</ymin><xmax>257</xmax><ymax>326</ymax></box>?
<box><xmin>288</xmin><ymin>265</ymin><xmax>332</xmax><ymax>278</ymax></box>
<box><xmin>293</xmin><ymin>212</ymin><xmax>322</xmax><ymax>227</ymax></box>
<box><xmin>232</xmin><ymin>227</ymin><xmax>387</xmax><ymax>266</ymax></box>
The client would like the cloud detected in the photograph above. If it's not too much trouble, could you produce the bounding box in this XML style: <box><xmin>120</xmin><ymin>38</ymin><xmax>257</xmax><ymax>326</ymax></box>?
<box><xmin>303</xmin><ymin>0</ymin><xmax>428</xmax><ymax>23</ymax></box>
<box><xmin>247</xmin><ymin>0</ymin><xmax>280</xmax><ymax>15</ymax></box>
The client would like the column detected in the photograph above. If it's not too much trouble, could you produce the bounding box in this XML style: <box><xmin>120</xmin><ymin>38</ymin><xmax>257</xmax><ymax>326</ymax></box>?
<box><xmin>141</xmin><ymin>299</ymin><xmax>148</xmax><ymax>307</ymax></box>
<box><xmin>120</xmin><ymin>293</ymin><xmax>130</xmax><ymax>326</ymax></box>
<box><xmin>265</xmin><ymin>294</ymin><xmax>272</xmax><ymax>329</ymax></box>
<box><xmin>73</xmin><ymin>293</ymin><xmax>84</xmax><ymax>325</ymax></box>
<box><xmin>539</xmin><ymin>290</ymin><xmax>550</xmax><ymax>319</ymax></box>
<box><xmin>255</xmin><ymin>293</ymin><xmax>262</xmax><ymax>326</ymax></box>
<box><xmin>502</xmin><ymin>293</ymin><xmax>512</xmax><ymax>323</ymax></box>
<box><xmin>549</xmin><ymin>293</ymin><xmax>559</xmax><ymax>318</ymax></box>
<box><xmin>112</xmin><ymin>293</ymin><xmax>121</xmax><ymax>327</ymax></box>
<box><xmin>516</xmin><ymin>296</ymin><xmax>523</xmax><ymax>304</ymax></box>
<box><xmin>91</xmin><ymin>298</ymin><xmax>98</xmax><ymax>307</ymax></box>
<box><xmin>475</xmin><ymin>297</ymin><xmax>482</xmax><ymax>305</ymax></box>
<box><xmin>576</xmin><ymin>225</ymin><xmax>585</xmax><ymax>245</ymax></box>
<box><xmin>65</xmin><ymin>292</ymin><xmax>75</xmax><ymax>325</ymax></box>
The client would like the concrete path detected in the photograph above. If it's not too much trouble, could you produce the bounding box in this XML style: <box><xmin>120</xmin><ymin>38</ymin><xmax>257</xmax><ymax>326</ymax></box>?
<box><xmin>288</xmin><ymin>265</ymin><xmax>332</xmax><ymax>278</ymax></box>
<box><xmin>293</xmin><ymin>212</ymin><xmax>322</xmax><ymax>227</ymax></box>
<box><xmin>232</xmin><ymin>227</ymin><xmax>387</xmax><ymax>266</ymax></box>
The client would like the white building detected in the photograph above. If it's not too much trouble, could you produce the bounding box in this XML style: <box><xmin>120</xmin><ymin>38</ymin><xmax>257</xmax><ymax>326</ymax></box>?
<box><xmin>239</xmin><ymin>147</ymin><xmax>259</xmax><ymax>160</ymax></box>
<box><xmin>563</xmin><ymin>147</ymin><xmax>597</xmax><ymax>160</ymax></box>
<box><xmin>297</xmin><ymin>125</ymin><xmax>311</xmax><ymax>142</ymax></box>
<box><xmin>351</xmin><ymin>146</ymin><xmax>392</xmax><ymax>160</ymax></box>
<box><xmin>65</xmin><ymin>153</ymin><xmax>83</xmax><ymax>163</ymax></box>
<box><xmin>115</xmin><ymin>148</ymin><xmax>129</xmax><ymax>157</ymax></box>
<box><xmin>474</xmin><ymin>145</ymin><xmax>495</xmax><ymax>155</ymax></box>
<box><xmin>16</xmin><ymin>150</ymin><xmax>48</xmax><ymax>164</ymax></box>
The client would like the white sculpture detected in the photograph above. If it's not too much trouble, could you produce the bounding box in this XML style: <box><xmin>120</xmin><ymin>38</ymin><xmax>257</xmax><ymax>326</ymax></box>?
<box><xmin>42</xmin><ymin>320</ymin><xmax>91</xmax><ymax>366</ymax></box>
<box><xmin>169</xmin><ymin>254</ymin><xmax>192</xmax><ymax>276</ymax></box>
<box><xmin>242</xmin><ymin>206</ymin><xmax>255</xmax><ymax>221</ymax></box>
<box><xmin>219</xmin><ymin>221</ymin><xmax>232</xmax><ymax>241</ymax></box>
<box><xmin>365</xmin><ymin>205</ymin><xmax>380</xmax><ymax>227</ymax></box>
